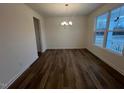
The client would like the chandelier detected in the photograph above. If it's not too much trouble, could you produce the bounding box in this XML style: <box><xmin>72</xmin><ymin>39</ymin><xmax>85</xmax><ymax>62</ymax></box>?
<box><xmin>61</xmin><ymin>21</ymin><xmax>72</xmax><ymax>26</ymax></box>
<box><xmin>61</xmin><ymin>4</ymin><xmax>73</xmax><ymax>26</ymax></box>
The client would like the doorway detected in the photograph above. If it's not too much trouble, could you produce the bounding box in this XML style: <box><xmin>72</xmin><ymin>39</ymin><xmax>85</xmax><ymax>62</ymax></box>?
<box><xmin>33</xmin><ymin>17</ymin><xmax>42</xmax><ymax>56</ymax></box>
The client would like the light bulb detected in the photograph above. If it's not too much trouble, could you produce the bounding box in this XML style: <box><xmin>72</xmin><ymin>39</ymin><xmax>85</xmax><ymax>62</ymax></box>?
<box><xmin>61</xmin><ymin>22</ymin><xmax>64</xmax><ymax>26</ymax></box>
<box><xmin>69</xmin><ymin>21</ymin><xmax>72</xmax><ymax>25</ymax></box>
<box><xmin>61</xmin><ymin>21</ymin><xmax>66</xmax><ymax>26</ymax></box>
<box><xmin>61</xmin><ymin>21</ymin><xmax>71</xmax><ymax>26</ymax></box>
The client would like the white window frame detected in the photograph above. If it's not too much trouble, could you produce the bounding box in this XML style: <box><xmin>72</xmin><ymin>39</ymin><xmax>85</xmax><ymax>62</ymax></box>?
<box><xmin>94</xmin><ymin>5</ymin><xmax>124</xmax><ymax>55</ymax></box>
<box><xmin>94</xmin><ymin>12</ymin><xmax>109</xmax><ymax>47</ymax></box>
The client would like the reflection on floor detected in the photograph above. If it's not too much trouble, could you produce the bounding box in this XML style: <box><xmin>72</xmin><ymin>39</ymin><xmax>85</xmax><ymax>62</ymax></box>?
<box><xmin>9</xmin><ymin>49</ymin><xmax>124</xmax><ymax>89</ymax></box>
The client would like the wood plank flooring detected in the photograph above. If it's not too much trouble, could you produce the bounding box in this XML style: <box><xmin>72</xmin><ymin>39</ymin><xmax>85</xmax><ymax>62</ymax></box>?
<box><xmin>9</xmin><ymin>49</ymin><xmax>124</xmax><ymax>89</ymax></box>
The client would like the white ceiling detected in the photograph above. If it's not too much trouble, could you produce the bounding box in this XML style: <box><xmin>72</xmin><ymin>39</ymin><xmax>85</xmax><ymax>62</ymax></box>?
<box><xmin>27</xmin><ymin>3</ymin><xmax>103</xmax><ymax>16</ymax></box>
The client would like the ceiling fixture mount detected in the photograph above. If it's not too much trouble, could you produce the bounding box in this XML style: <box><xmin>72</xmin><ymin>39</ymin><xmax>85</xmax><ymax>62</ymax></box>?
<box><xmin>61</xmin><ymin>4</ymin><xmax>72</xmax><ymax>26</ymax></box>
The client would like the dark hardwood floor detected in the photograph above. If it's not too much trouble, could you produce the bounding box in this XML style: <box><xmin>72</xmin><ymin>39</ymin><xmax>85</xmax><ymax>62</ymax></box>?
<box><xmin>9</xmin><ymin>49</ymin><xmax>124</xmax><ymax>89</ymax></box>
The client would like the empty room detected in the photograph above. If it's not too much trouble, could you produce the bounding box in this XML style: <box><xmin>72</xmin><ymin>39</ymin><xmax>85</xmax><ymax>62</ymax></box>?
<box><xmin>0</xmin><ymin>2</ymin><xmax>124</xmax><ymax>89</ymax></box>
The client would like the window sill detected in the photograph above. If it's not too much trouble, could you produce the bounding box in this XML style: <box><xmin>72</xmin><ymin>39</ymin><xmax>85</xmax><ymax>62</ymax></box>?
<box><xmin>93</xmin><ymin>44</ymin><xmax>123</xmax><ymax>57</ymax></box>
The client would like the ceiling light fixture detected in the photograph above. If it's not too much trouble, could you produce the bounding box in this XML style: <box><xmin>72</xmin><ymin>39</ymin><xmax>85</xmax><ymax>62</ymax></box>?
<box><xmin>61</xmin><ymin>4</ymin><xmax>73</xmax><ymax>26</ymax></box>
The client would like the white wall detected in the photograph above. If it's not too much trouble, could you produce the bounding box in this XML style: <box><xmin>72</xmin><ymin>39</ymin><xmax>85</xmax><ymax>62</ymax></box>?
<box><xmin>0</xmin><ymin>4</ymin><xmax>46</xmax><ymax>88</ymax></box>
<box><xmin>45</xmin><ymin>16</ymin><xmax>87</xmax><ymax>49</ymax></box>
<box><xmin>87</xmin><ymin>3</ymin><xmax>124</xmax><ymax>76</ymax></box>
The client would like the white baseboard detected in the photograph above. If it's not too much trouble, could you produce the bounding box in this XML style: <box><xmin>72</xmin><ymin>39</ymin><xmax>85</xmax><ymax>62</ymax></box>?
<box><xmin>2</xmin><ymin>64</ymin><xmax>30</xmax><ymax>89</ymax></box>
<box><xmin>42</xmin><ymin>48</ymin><xmax>47</xmax><ymax>53</ymax></box>
<box><xmin>47</xmin><ymin>47</ymin><xmax>85</xmax><ymax>49</ymax></box>
<box><xmin>2</xmin><ymin>57</ymin><xmax>38</xmax><ymax>89</ymax></box>
<box><xmin>86</xmin><ymin>48</ymin><xmax>124</xmax><ymax>77</ymax></box>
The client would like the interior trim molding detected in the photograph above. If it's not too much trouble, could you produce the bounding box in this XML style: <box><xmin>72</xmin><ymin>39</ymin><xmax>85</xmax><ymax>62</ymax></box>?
<box><xmin>3</xmin><ymin>57</ymin><xmax>39</xmax><ymax>89</ymax></box>
<box><xmin>86</xmin><ymin>48</ymin><xmax>124</xmax><ymax>84</ymax></box>
<box><xmin>42</xmin><ymin>48</ymin><xmax>47</xmax><ymax>53</ymax></box>
<box><xmin>47</xmin><ymin>48</ymin><xmax>86</xmax><ymax>50</ymax></box>
<box><xmin>3</xmin><ymin>64</ymin><xmax>32</xmax><ymax>89</ymax></box>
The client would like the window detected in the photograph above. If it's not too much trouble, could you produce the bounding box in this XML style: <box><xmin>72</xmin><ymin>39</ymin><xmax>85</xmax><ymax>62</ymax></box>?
<box><xmin>95</xmin><ymin>13</ymin><xmax>108</xmax><ymax>47</ymax></box>
<box><xmin>95</xmin><ymin>5</ymin><xmax>124</xmax><ymax>54</ymax></box>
